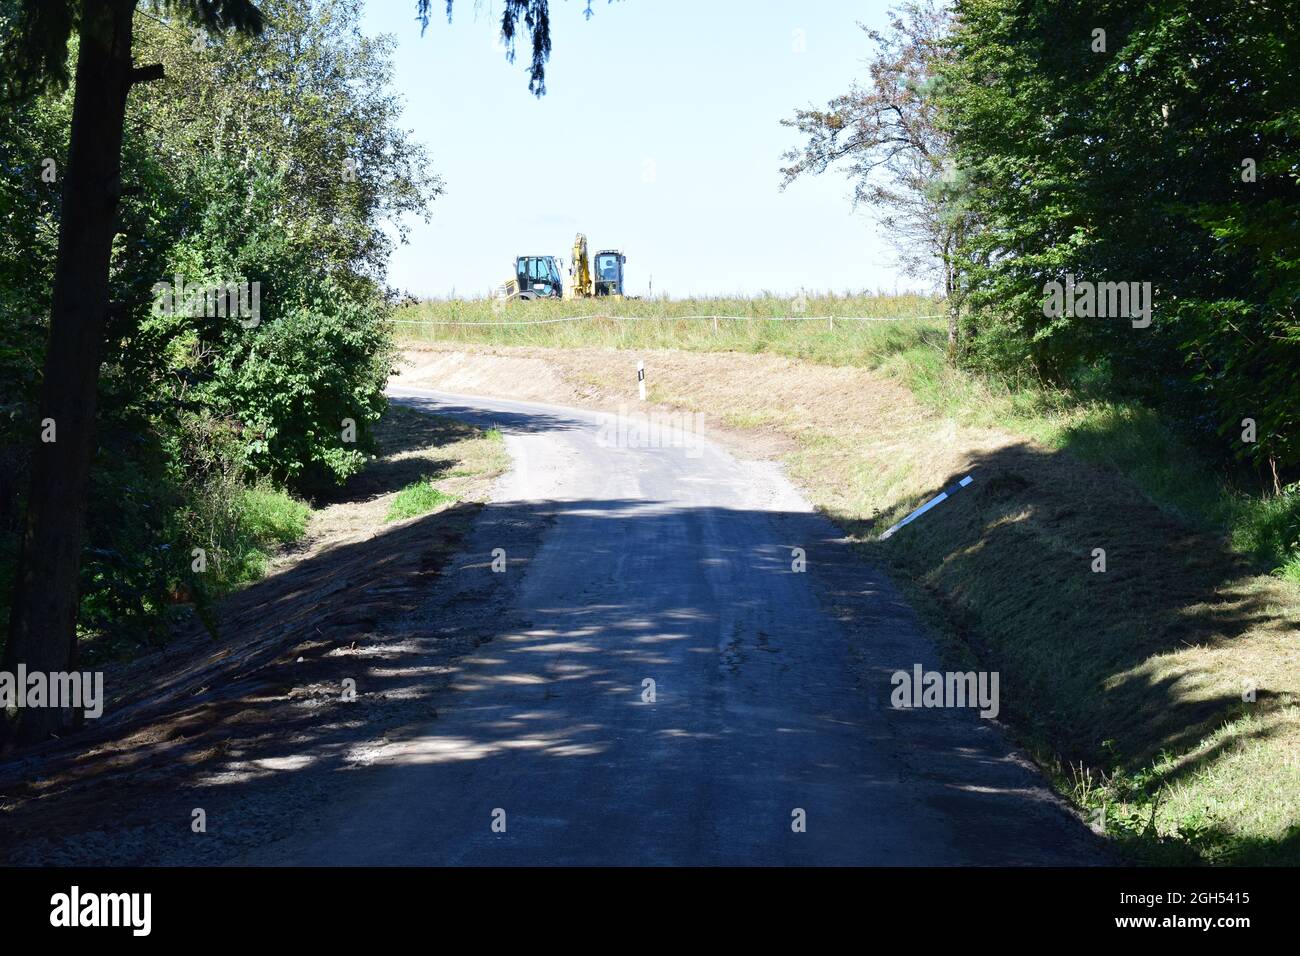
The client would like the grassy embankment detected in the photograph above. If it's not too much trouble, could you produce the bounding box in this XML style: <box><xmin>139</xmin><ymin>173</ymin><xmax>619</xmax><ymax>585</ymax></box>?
<box><xmin>73</xmin><ymin>404</ymin><xmax>507</xmax><ymax>666</ymax></box>
<box><xmin>216</xmin><ymin>408</ymin><xmax>508</xmax><ymax>577</ymax></box>
<box><xmin>394</xmin><ymin>293</ymin><xmax>1300</xmax><ymax>865</ymax></box>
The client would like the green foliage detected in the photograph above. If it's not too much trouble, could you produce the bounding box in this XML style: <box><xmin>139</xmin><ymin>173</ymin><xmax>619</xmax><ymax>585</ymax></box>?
<box><xmin>0</xmin><ymin>0</ymin><xmax>264</xmax><ymax>99</ymax></box>
<box><xmin>0</xmin><ymin>0</ymin><xmax>76</xmax><ymax>97</ymax></box>
<box><xmin>219</xmin><ymin>482</ymin><xmax>311</xmax><ymax>581</ymax></box>
<box><xmin>941</xmin><ymin>0</ymin><xmax>1300</xmax><ymax>482</ymax></box>
<box><xmin>0</xmin><ymin>0</ymin><xmax>435</xmax><ymax>648</ymax></box>
<box><xmin>240</xmin><ymin>482</ymin><xmax>311</xmax><ymax>546</ymax></box>
<box><xmin>209</xmin><ymin>278</ymin><xmax>393</xmax><ymax>488</ymax></box>
<box><xmin>0</xmin><ymin>89</ymin><xmax>67</xmax><ymax>629</ymax></box>
<box><xmin>1231</xmin><ymin>484</ymin><xmax>1300</xmax><ymax>581</ymax></box>
<box><xmin>419</xmin><ymin>0</ymin><xmax>556</xmax><ymax>96</ymax></box>
<box><xmin>170</xmin><ymin>416</ymin><xmax>308</xmax><ymax>586</ymax></box>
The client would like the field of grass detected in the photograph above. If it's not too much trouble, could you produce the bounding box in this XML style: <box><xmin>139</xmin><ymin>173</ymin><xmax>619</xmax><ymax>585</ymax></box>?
<box><xmin>394</xmin><ymin>294</ymin><xmax>1300</xmax><ymax>864</ymax></box>
<box><xmin>396</xmin><ymin>292</ymin><xmax>944</xmax><ymax>368</ymax></box>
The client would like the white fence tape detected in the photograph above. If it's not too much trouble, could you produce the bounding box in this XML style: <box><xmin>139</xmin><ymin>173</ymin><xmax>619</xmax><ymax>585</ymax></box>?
<box><xmin>391</xmin><ymin>313</ymin><xmax>945</xmax><ymax>327</ymax></box>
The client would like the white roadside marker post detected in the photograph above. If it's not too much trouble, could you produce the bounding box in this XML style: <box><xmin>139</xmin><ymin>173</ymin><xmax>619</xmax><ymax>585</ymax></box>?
<box><xmin>879</xmin><ymin>475</ymin><xmax>974</xmax><ymax>540</ymax></box>
<box><xmin>638</xmin><ymin>359</ymin><xmax>646</xmax><ymax>402</ymax></box>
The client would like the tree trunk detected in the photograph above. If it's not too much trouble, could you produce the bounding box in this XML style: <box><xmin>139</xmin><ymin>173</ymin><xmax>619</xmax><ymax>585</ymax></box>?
<box><xmin>1</xmin><ymin>0</ymin><xmax>138</xmax><ymax>751</ymax></box>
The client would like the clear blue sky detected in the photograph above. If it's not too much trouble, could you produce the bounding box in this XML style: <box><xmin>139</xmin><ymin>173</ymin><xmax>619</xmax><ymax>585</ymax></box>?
<box><xmin>361</xmin><ymin>0</ymin><xmax>921</xmax><ymax>299</ymax></box>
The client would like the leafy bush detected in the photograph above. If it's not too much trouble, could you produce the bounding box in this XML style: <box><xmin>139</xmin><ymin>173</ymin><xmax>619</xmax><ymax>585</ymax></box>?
<box><xmin>208</xmin><ymin>280</ymin><xmax>393</xmax><ymax>491</ymax></box>
<box><xmin>240</xmin><ymin>482</ymin><xmax>311</xmax><ymax>548</ymax></box>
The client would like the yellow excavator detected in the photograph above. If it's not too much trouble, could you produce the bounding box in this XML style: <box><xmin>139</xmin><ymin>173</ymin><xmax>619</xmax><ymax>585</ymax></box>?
<box><xmin>567</xmin><ymin>233</ymin><xmax>627</xmax><ymax>299</ymax></box>
<box><xmin>498</xmin><ymin>233</ymin><xmax>627</xmax><ymax>302</ymax></box>
<box><xmin>569</xmin><ymin>233</ymin><xmax>593</xmax><ymax>298</ymax></box>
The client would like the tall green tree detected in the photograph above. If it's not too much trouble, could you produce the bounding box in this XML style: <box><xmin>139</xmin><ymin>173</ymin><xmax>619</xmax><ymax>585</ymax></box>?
<box><xmin>943</xmin><ymin>0</ymin><xmax>1300</xmax><ymax>482</ymax></box>
<box><xmin>780</xmin><ymin>0</ymin><xmax>971</xmax><ymax>360</ymax></box>
<box><xmin>0</xmin><ymin>0</ymin><xmax>263</xmax><ymax>750</ymax></box>
<box><xmin>132</xmin><ymin>0</ymin><xmax>443</xmax><ymax>488</ymax></box>
<box><xmin>0</xmin><ymin>0</ymin><xmax>562</xmax><ymax>749</ymax></box>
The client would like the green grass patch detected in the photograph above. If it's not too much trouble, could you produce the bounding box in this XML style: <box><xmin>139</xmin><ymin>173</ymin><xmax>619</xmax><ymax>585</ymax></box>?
<box><xmin>876</xmin><ymin>340</ymin><xmax>1300</xmax><ymax>579</ymax></box>
<box><xmin>385</xmin><ymin>480</ymin><xmax>460</xmax><ymax>522</ymax></box>
<box><xmin>240</xmin><ymin>482</ymin><xmax>311</xmax><ymax>547</ymax></box>
<box><xmin>1231</xmin><ymin>486</ymin><xmax>1300</xmax><ymax>581</ymax></box>
<box><xmin>723</xmin><ymin>409</ymin><xmax>783</xmax><ymax>430</ymax></box>
<box><xmin>222</xmin><ymin>482</ymin><xmax>311</xmax><ymax>584</ymax></box>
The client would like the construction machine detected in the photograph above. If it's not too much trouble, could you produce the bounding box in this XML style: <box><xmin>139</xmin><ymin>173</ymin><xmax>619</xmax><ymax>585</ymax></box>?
<box><xmin>499</xmin><ymin>254</ymin><xmax>565</xmax><ymax>301</ymax></box>
<box><xmin>568</xmin><ymin>233</ymin><xmax>628</xmax><ymax>298</ymax></box>
<box><xmin>497</xmin><ymin>234</ymin><xmax>628</xmax><ymax>303</ymax></box>
<box><xmin>591</xmin><ymin>249</ymin><xmax>628</xmax><ymax>297</ymax></box>
<box><xmin>569</xmin><ymin>233</ymin><xmax>593</xmax><ymax>298</ymax></box>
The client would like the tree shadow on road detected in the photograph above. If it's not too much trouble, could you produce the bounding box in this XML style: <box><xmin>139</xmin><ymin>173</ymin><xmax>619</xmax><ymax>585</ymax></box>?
<box><xmin>0</xmin><ymin>491</ymin><xmax>1106</xmax><ymax>867</ymax></box>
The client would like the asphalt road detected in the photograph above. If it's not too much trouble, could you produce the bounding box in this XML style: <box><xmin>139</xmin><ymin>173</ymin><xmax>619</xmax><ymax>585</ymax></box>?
<box><xmin>240</xmin><ymin>386</ymin><xmax>1105</xmax><ymax>865</ymax></box>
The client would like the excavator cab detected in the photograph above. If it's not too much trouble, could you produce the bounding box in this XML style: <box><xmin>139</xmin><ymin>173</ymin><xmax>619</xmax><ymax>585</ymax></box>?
<box><xmin>593</xmin><ymin>251</ymin><xmax>626</xmax><ymax>297</ymax></box>
<box><xmin>511</xmin><ymin>255</ymin><xmax>564</xmax><ymax>299</ymax></box>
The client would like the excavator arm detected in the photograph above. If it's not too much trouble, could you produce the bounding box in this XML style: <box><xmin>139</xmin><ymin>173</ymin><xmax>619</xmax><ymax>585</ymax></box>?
<box><xmin>569</xmin><ymin>233</ymin><xmax>593</xmax><ymax>299</ymax></box>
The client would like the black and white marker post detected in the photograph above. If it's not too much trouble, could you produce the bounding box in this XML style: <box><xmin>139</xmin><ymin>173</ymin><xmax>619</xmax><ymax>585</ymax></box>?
<box><xmin>637</xmin><ymin>359</ymin><xmax>646</xmax><ymax>402</ymax></box>
<box><xmin>879</xmin><ymin>475</ymin><xmax>974</xmax><ymax>540</ymax></box>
